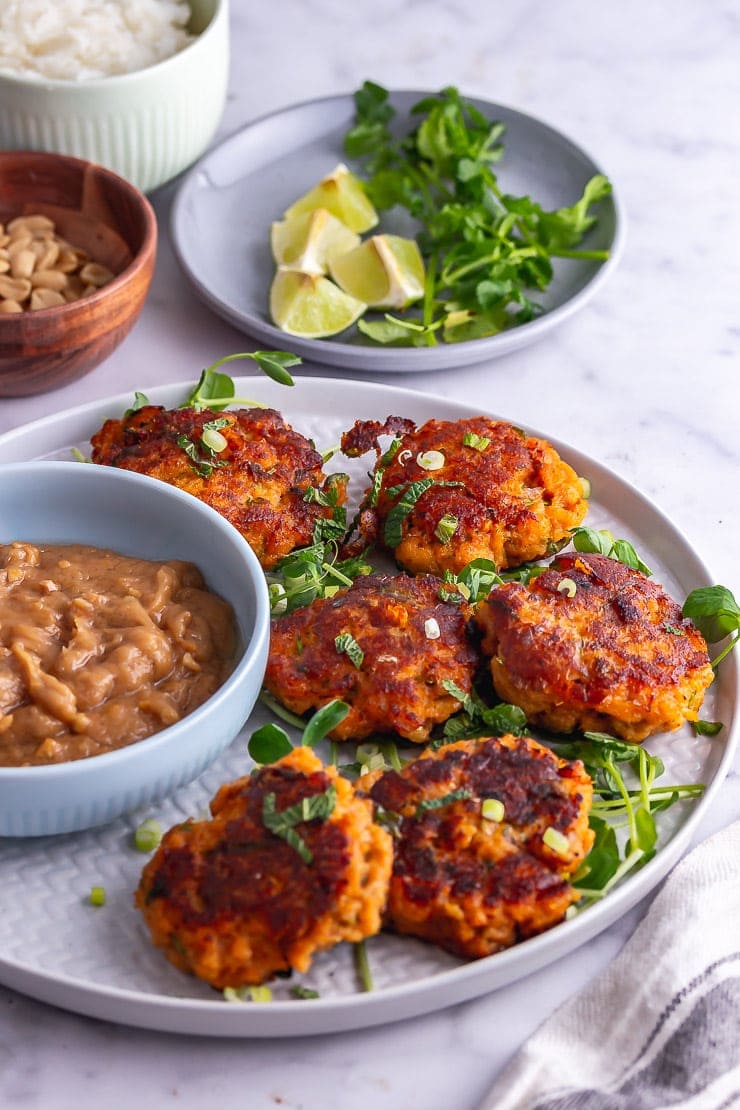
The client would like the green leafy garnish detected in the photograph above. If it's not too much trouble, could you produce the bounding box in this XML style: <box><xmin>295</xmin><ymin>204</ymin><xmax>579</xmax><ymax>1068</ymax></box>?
<box><xmin>334</xmin><ymin>631</ymin><xmax>364</xmax><ymax>669</ymax></box>
<box><xmin>435</xmin><ymin>681</ymin><xmax>527</xmax><ymax>744</ymax></box>
<box><xmin>343</xmin><ymin>82</ymin><xmax>611</xmax><ymax>346</ymax></box>
<box><xmin>551</xmin><ymin>732</ymin><xmax>704</xmax><ymax>905</ymax></box>
<box><xmin>185</xmin><ymin>352</ymin><xmax>300</xmax><ymax>408</ymax></box>
<box><xmin>416</xmin><ymin>788</ymin><xmax>473</xmax><ymax>816</ymax></box>
<box><xmin>262</xmin><ymin>783</ymin><xmax>337</xmax><ymax>865</ymax></box>
<box><xmin>248</xmin><ymin>699</ymin><xmax>350</xmax><ymax>764</ymax></box>
<box><xmin>123</xmin><ymin>390</ymin><xmax>150</xmax><ymax>417</ymax></box>
<box><xmin>383</xmin><ymin>478</ymin><xmax>462</xmax><ymax>546</ymax></box>
<box><xmin>290</xmin><ymin>985</ymin><xmax>320</xmax><ymax>1000</ymax></box>
<box><xmin>301</xmin><ymin>699</ymin><xmax>351</xmax><ymax>748</ymax></box>
<box><xmin>175</xmin><ymin>432</ymin><xmax>230</xmax><ymax>479</ymax></box>
<box><xmin>248</xmin><ymin>722</ymin><xmax>294</xmax><ymax>764</ymax></box>
<box><xmin>682</xmin><ymin>585</ymin><xmax>740</xmax><ymax>667</ymax></box>
<box><xmin>692</xmin><ymin>719</ymin><xmax>723</xmax><ymax>736</ymax></box>
<box><xmin>570</xmin><ymin>527</ymin><xmax>652</xmax><ymax>576</ymax></box>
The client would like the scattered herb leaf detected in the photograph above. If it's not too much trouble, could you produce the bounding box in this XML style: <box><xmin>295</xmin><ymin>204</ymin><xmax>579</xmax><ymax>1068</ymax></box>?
<box><xmin>262</xmin><ymin>783</ymin><xmax>337</xmax><ymax>865</ymax></box>
<box><xmin>334</xmin><ymin>631</ymin><xmax>364</xmax><ymax>669</ymax></box>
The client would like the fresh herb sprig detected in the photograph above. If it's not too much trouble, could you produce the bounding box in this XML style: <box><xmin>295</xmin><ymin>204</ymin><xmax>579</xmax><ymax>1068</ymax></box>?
<box><xmin>123</xmin><ymin>351</ymin><xmax>300</xmax><ymax>418</ymax></box>
<box><xmin>435</xmin><ymin>680</ymin><xmax>528</xmax><ymax>745</ymax></box>
<box><xmin>549</xmin><ymin>732</ymin><xmax>705</xmax><ymax>906</ymax></box>
<box><xmin>185</xmin><ymin>352</ymin><xmax>300</xmax><ymax>407</ymax></box>
<box><xmin>344</xmin><ymin>82</ymin><xmax>612</xmax><ymax>346</ymax></box>
<box><xmin>248</xmin><ymin>699</ymin><xmax>350</xmax><ymax>764</ymax></box>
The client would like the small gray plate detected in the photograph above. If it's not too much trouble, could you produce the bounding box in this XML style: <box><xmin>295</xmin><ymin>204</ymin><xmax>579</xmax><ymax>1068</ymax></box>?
<box><xmin>171</xmin><ymin>90</ymin><xmax>624</xmax><ymax>373</ymax></box>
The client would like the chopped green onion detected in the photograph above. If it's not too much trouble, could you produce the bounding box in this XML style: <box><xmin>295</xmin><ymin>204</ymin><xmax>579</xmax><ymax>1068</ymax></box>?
<box><xmin>223</xmin><ymin>985</ymin><xmax>273</xmax><ymax>1003</ymax></box>
<box><xmin>579</xmin><ymin>476</ymin><xmax>592</xmax><ymax>499</ymax></box>
<box><xmin>269</xmin><ymin>582</ymin><xmax>288</xmax><ymax>614</ymax></box>
<box><xmin>481</xmin><ymin>798</ymin><xmax>505</xmax><ymax>822</ymax></box>
<box><xmin>543</xmin><ymin>826</ymin><xmax>571</xmax><ymax>856</ymax></box>
<box><xmin>557</xmin><ymin>577</ymin><xmax>577</xmax><ymax>598</ymax></box>
<box><xmin>201</xmin><ymin>427</ymin><xmax>228</xmax><ymax>453</ymax></box>
<box><xmin>434</xmin><ymin>512</ymin><xmax>458</xmax><ymax>544</ymax></box>
<box><xmin>462</xmin><ymin>432</ymin><xmax>490</xmax><ymax>452</ymax></box>
<box><xmin>416</xmin><ymin>449</ymin><xmax>445</xmax><ymax>471</ymax></box>
<box><xmin>89</xmin><ymin>885</ymin><xmax>106</xmax><ymax>906</ymax></box>
<box><xmin>134</xmin><ymin>818</ymin><xmax>163</xmax><ymax>853</ymax></box>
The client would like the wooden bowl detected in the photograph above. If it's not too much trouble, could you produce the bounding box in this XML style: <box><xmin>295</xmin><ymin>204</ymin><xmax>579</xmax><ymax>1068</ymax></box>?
<box><xmin>0</xmin><ymin>151</ymin><xmax>157</xmax><ymax>397</ymax></box>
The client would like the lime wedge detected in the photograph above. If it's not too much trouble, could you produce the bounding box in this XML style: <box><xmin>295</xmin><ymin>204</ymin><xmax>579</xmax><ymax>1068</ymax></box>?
<box><xmin>283</xmin><ymin>163</ymin><xmax>378</xmax><ymax>234</ymax></box>
<box><xmin>269</xmin><ymin>268</ymin><xmax>366</xmax><ymax>338</ymax></box>
<box><xmin>329</xmin><ymin>234</ymin><xmax>425</xmax><ymax>309</ymax></box>
<box><xmin>270</xmin><ymin>208</ymin><xmax>361</xmax><ymax>274</ymax></box>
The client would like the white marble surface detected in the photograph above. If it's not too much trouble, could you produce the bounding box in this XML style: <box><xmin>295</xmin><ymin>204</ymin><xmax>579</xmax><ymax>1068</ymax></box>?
<box><xmin>1</xmin><ymin>1</ymin><xmax>740</xmax><ymax>1107</ymax></box>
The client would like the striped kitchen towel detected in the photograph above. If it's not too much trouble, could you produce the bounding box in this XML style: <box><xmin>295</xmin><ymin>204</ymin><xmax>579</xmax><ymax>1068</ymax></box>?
<box><xmin>479</xmin><ymin>819</ymin><xmax>740</xmax><ymax>1110</ymax></box>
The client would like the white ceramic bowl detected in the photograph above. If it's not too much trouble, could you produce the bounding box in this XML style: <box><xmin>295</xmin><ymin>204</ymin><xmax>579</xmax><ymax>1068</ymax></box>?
<box><xmin>0</xmin><ymin>0</ymin><xmax>229</xmax><ymax>193</ymax></box>
<box><xmin>0</xmin><ymin>461</ymin><xmax>270</xmax><ymax>837</ymax></box>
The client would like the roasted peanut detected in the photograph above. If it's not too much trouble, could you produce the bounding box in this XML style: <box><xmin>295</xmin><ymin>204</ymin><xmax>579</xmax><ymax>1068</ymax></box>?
<box><xmin>0</xmin><ymin>213</ymin><xmax>118</xmax><ymax>314</ymax></box>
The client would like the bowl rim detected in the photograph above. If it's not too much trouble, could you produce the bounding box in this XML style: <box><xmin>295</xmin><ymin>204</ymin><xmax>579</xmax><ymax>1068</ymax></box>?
<box><xmin>0</xmin><ymin>149</ymin><xmax>157</xmax><ymax>317</ymax></box>
<box><xmin>0</xmin><ymin>0</ymin><xmax>226</xmax><ymax>91</ymax></box>
<box><xmin>0</xmin><ymin>460</ymin><xmax>271</xmax><ymax>781</ymax></box>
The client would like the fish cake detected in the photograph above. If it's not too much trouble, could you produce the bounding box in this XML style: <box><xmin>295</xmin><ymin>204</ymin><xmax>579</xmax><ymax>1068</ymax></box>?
<box><xmin>341</xmin><ymin>415</ymin><xmax>587</xmax><ymax>575</ymax></box>
<box><xmin>91</xmin><ymin>405</ymin><xmax>347</xmax><ymax>570</ymax></box>
<box><xmin>475</xmin><ymin>552</ymin><xmax>714</xmax><ymax>742</ymax></box>
<box><xmin>264</xmin><ymin>573</ymin><xmax>479</xmax><ymax>743</ymax></box>
<box><xmin>366</xmin><ymin>735</ymin><xmax>594</xmax><ymax>959</ymax></box>
<box><xmin>135</xmin><ymin>747</ymin><xmax>393</xmax><ymax>988</ymax></box>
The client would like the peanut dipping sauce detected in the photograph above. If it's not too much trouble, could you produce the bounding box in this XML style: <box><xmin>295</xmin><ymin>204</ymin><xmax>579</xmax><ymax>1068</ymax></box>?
<box><xmin>0</xmin><ymin>542</ymin><xmax>237</xmax><ymax>767</ymax></box>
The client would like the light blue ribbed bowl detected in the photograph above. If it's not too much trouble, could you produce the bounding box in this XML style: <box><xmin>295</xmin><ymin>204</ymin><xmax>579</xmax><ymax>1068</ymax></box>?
<box><xmin>0</xmin><ymin>0</ymin><xmax>228</xmax><ymax>193</ymax></box>
<box><xmin>0</xmin><ymin>462</ymin><xmax>270</xmax><ymax>837</ymax></box>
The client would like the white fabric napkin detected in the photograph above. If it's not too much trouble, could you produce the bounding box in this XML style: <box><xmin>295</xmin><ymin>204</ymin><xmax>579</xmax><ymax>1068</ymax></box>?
<box><xmin>479</xmin><ymin>820</ymin><xmax>740</xmax><ymax>1110</ymax></box>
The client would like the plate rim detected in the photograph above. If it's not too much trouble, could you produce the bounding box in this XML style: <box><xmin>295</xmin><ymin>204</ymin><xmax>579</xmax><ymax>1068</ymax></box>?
<box><xmin>0</xmin><ymin>373</ymin><xmax>735</xmax><ymax>1037</ymax></box>
<box><xmin>171</xmin><ymin>87</ymin><xmax>626</xmax><ymax>372</ymax></box>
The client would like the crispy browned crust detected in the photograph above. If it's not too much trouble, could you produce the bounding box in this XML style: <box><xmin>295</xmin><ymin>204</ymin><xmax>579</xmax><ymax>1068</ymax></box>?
<box><xmin>475</xmin><ymin>552</ymin><xmax>714</xmax><ymax>742</ymax></box>
<box><xmin>366</xmin><ymin>735</ymin><xmax>593</xmax><ymax>959</ymax></box>
<box><xmin>91</xmin><ymin>406</ymin><xmax>347</xmax><ymax>570</ymax></box>
<box><xmin>342</xmin><ymin>416</ymin><xmax>587</xmax><ymax>574</ymax></box>
<box><xmin>264</xmin><ymin>573</ymin><xmax>479</xmax><ymax>742</ymax></box>
<box><xmin>135</xmin><ymin>747</ymin><xmax>393</xmax><ymax>988</ymax></box>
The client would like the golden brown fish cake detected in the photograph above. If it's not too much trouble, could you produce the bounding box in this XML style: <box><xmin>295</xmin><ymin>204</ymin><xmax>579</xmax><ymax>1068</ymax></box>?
<box><xmin>365</xmin><ymin>735</ymin><xmax>593</xmax><ymax>959</ymax></box>
<box><xmin>135</xmin><ymin>747</ymin><xmax>393</xmax><ymax>988</ymax></box>
<box><xmin>91</xmin><ymin>405</ymin><xmax>347</xmax><ymax>570</ymax></box>
<box><xmin>264</xmin><ymin>573</ymin><xmax>479</xmax><ymax>743</ymax></box>
<box><xmin>341</xmin><ymin>415</ymin><xmax>587</xmax><ymax>575</ymax></box>
<box><xmin>475</xmin><ymin>552</ymin><xmax>714</xmax><ymax>742</ymax></box>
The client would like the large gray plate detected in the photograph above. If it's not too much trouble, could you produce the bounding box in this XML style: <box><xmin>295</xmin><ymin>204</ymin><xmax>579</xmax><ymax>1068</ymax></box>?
<box><xmin>0</xmin><ymin>377</ymin><xmax>733</xmax><ymax>1037</ymax></box>
<box><xmin>171</xmin><ymin>91</ymin><xmax>624</xmax><ymax>372</ymax></box>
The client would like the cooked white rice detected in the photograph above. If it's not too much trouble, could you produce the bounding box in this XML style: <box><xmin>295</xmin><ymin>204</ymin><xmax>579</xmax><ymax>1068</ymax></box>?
<box><xmin>0</xmin><ymin>0</ymin><xmax>196</xmax><ymax>81</ymax></box>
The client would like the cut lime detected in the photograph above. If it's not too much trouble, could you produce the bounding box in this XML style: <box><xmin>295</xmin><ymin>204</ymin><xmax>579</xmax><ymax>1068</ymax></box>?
<box><xmin>329</xmin><ymin>234</ymin><xmax>425</xmax><ymax>309</ymax></box>
<box><xmin>269</xmin><ymin>268</ymin><xmax>366</xmax><ymax>338</ymax></box>
<box><xmin>283</xmin><ymin>163</ymin><xmax>379</xmax><ymax>234</ymax></box>
<box><xmin>270</xmin><ymin>208</ymin><xmax>361</xmax><ymax>274</ymax></box>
